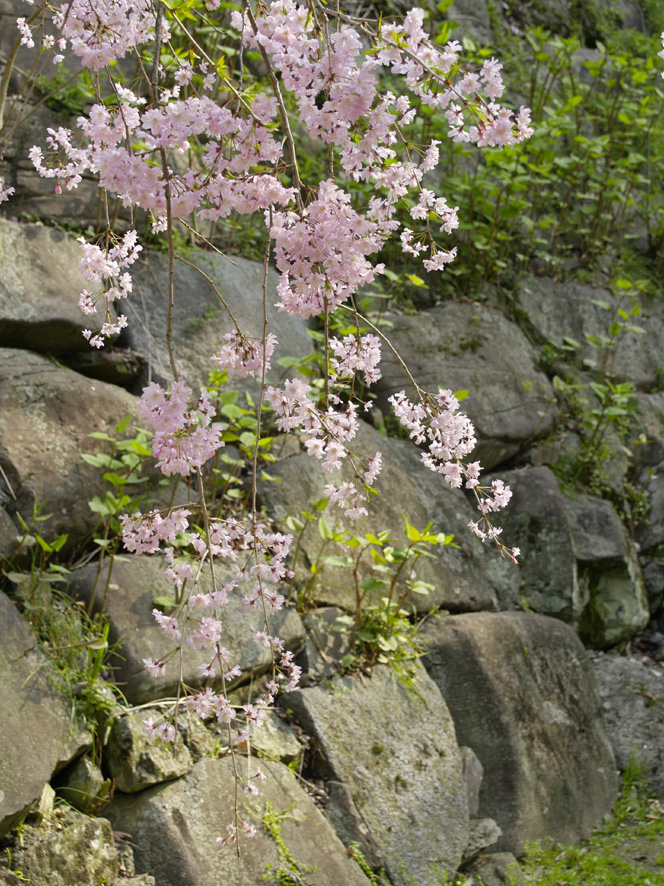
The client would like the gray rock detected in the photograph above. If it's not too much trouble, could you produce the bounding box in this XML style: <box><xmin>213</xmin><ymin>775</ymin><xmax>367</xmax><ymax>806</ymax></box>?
<box><xmin>590</xmin><ymin>653</ymin><xmax>664</xmax><ymax>798</ymax></box>
<box><xmin>233</xmin><ymin>709</ymin><xmax>303</xmax><ymax>766</ymax></box>
<box><xmin>515</xmin><ymin>276</ymin><xmax>664</xmax><ymax>389</ymax></box>
<box><xmin>495</xmin><ymin>466</ymin><xmax>648</xmax><ymax>646</ymax></box>
<box><xmin>0</xmin><ymin>348</ymin><xmax>137</xmax><ymax>545</ymax></box>
<box><xmin>373</xmin><ymin>301</ymin><xmax>558</xmax><ymax>470</ymax></box>
<box><xmin>301</xmin><ymin>607</ymin><xmax>355</xmax><ymax>680</ymax></box>
<box><xmin>0</xmin><ymin>507</ymin><xmax>17</xmax><ymax>559</ymax></box>
<box><xmin>491</xmin><ymin>466</ymin><xmax>579</xmax><ymax>618</ymax></box>
<box><xmin>260</xmin><ymin>420</ymin><xmax>517</xmax><ymax>614</ymax></box>
<box><xmin>286</xmin><ymin>664</ymin><xmax>469</xmax><ymax>886</ymax></box>
<box><xmin>69</xmin><ymin>554</ymin><xmax>305</xmax><ymax>704</ymax></box>
<box><xmin>126</xmin><ymin>249</ymin><xmax>314</xmax><ymax>393</ymax></box>
<box><xmin>635</xmin><ymin>458</ymin><xmax>664</xmax><ymax>613</ymax></box>
<box><xmin>0</xmin><ymin>219</ymin><xmax>117</xmax><ymax>354</ymax></box>
<box><xmin>58</xmin><ymin>755</ymin><xmax>110</xmax><ymax>812</ymax></box>
<box><xmin>422</xmin><ymin>612</ymin><xmax>618</xmax><ymax>856</ymax></box>
<box><xmin>325</xmin><ymin>780</ymin><xmax>384</xmax><ymax>869</ymax></box>
<box><xmin>460</xmin><ymin>746</ymin><xmax>484</xmax><ymax>816</ymax></box>
<box><xmin>0</xmin><ymin>591</ymin><xmax>91</xmax><ymax>836</ymax></box>
<box><xmin>462</xmin><ymin>818</ymin><xmax>502</xmax><ymax>864</ymax></box>
<box><xmin>464</xmin><ymin>852</ymin><xmax>524</xmax><ymax>886</ymax></box>
<box><xmin>106</xmin><ymin>710</ymin><xmax>193</xmax><ymax>793</ymax></box>
<box><xmin>566</xmin><ymin>496</ymin><xmax>649</xmax><ymax>647</ymax></box>
<box><xmin>10</xmin><ymin>809</ymin><xmax>119</xmax><ymax>886</ymax></box>
<box><xmin>176</xmin><ymin>710</ymin><xmax>218</xmax><ymax>762</ymax></box>
<box><xmin>112</xmin><ymin>877</ymin><xmax>156</xmax><ymax>886</ymax></box>
<box><xmin>105</xmin><ymin>757</ymin><xmax>371</xmax><ymax>886</ymax></box>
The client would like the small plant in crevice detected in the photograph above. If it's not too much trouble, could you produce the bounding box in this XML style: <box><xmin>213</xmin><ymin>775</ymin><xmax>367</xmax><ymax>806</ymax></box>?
<box><xmin>286</xmin><ymin>506</ymin><xmax>455</xmax><ymax>684</ymax></box>
<box><xmin>546</xmin><ymin>278</ymin><xmax>649</xmax><ymax>522</ymax></box>
<box><xmin>0</xmin><ymin>503</ymin><xmax>120</xmax><ymax>743</ymax></box>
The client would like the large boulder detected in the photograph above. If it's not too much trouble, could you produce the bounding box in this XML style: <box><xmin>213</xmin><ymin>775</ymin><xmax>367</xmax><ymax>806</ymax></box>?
<box><xmin>0</xmin><ymin>591</ymin><xmax>90</xmax><ymax>836</ymax></box>
<box><xmin>373</xmin><ymin>301</ymin><xmax>558</xmax><ymax>470</ymax></box>
<box><xmin>590</xmin><ymin>653</ymin><xmax>664</xmax><ymax>799</ymax></box>
<box><xmin>259</xmin><ymin>419</ymin><xmax>518</xmax><ymax>614</ymax></box>
<box><xmin>69</xmin><ymin>555</ymin><xmax>305</xmax><ymax>704</ymax></box>
<box><xmin>126</xmin><ymin>249</ymin><xmax>314</xmax><ymax>392</ymax></box>
<box><xmin>286</xmin><ymin>664</ymin><xmax>469</xmax><ymax>886</ymax></box>
<box><xmin>0</xmin><ymin>219</ymin><xmax>115</xmax><ymax>354</ymax></box>
<box><xmin>105</xmin><ymin>757</ymin><xmax>371</xmax><ymax>886</ymax></box>
<box><xmin>422</xmin><ymin>611</ymin><xmax>618</xmax><ymax>856</ymax></box>
<box><xmin>0</xmin><ymin>348</ymin><xmax>137</xmax><ymax>544</ymax></box>
<box><xmin>495</xmin><ymin>466</ymin><xmax>648</xmax><ymax>646</ymax></box>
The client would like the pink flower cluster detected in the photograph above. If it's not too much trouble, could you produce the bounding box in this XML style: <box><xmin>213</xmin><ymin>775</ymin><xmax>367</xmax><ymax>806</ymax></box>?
<box><xmin>329</xmin><ymin>333</ymin><xmax>382</xmax><ymax>386</ymax></box>
<box><xmin>53</xmin><ymin>0</ymin><xmax>162</xmax><ymax>70</ymax></box>
<box><xmin>74</xmin><ymin>230</ymin><xmax>141</xmax><ymax>347</ymax></box>
<box><xmin>271</xmin><ymin>180</ymin><xmax>385</xmax><ymax>318</ymax></box>
<box><xmin>390</xmin><ymin>389</ymin><xmax>519</xmax><ymax>562</ymax></box>
<box><xmin>266</xmin><ymin>378</ymin><xmax>381</xmax><ymax>519</ymax></box>
<box><xmin>0</xmin><ymin>177</ymin><xmax>14</xmax><ymax>204</ymax></box>
<box><xmin>137</xmin><ymin>382</ymin><xmax>224</xmax><ymax>476</ymax></box>
<box><xmin>212</xmin><ymin>331</ymin><xmax>277</xmax><ymax>379</ymax></box>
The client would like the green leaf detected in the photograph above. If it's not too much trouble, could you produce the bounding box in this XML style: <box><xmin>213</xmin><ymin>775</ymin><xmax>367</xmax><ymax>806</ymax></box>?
<box><xmin>321</xmin><ymin>555</ymin><xmax>353</xmax><ymax>568</ymax></box>
<box><xmin>404</xmin><ymin>516</ymin><xmax>420</xmax><ymax>542</ymax></box>
<box><xmin>318</xmin><ymin>517</ymin><xmax>333</xmax><ymax>541</ymax></box>
<box><xmin>360</xmin><ymin>577</ymin><xmax>388</xmax><ymax>593</ymax></box>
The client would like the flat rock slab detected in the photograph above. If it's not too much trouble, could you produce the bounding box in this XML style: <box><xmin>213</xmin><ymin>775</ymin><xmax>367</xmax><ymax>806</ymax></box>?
<box><xmin>422</xmin><ymin>611</ymin><xmax>618</xmax><ymax>856</ymax></box>
<box><xmin>286</xmin><ymin>664</ymin><xmax>469</xmax><ymax>886</ymax></box>
<box><xmin>0</xmin><ymin>348</ymin><xmax>137</xmax><ymax>544</ymax></box>
<box><xmin>105</xmin><ymin>757</ymin><xmax>370</xmax><ymax>886</ymax></box>
<box><xmin>494</xmin><ymin>466</ymin><xmax>648</xmax><ymax>646</ymax></box>
<box><xmin>0</xmin><ymin>219</ymin><xmax>115</xmax><ymax>354</ymax></box>
<box><xmin>373</xmin><ymin>301</ymin><xmax>558</xmax><ymax>470</ymax></box>
<box><xmin>515</xmin><ymin>276</ymin><xmax>664</xmax><ymax>389</ymax></box>
<box><xmin>0</xmin><ymin>592</ymin><xmax>91</xmax><ymax>835</ymax></box>
<box><xmin>590</xmin><ymin>653</ymin><xmax>664</xmax><ymax>798</ymax></box>
<box><xmin>260</xmin><ymin>420</ymin><xmax>517</xmax><ymax>614</ymax></box>
<box><xmin>69</xmin><ymin>555</ymin><xmax>305</xmax><ymax>704</ymax></box>
<box><xmin>126</xmin><ymin>249</ymin><xmax>314</xmax><ymax>392</ymax></box>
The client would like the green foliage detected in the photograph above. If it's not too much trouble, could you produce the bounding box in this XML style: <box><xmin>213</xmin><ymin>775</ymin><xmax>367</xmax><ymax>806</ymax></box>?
<box><xmin>261</xmin><ymin>801</ymin><xmax>315</xmax><ymax>885</ymax></box>
<box><xmin>514</xmin><ymin>759</ymin><xmax>664</xmax><ymax>885</ymax></box>
<box><xmin>385</xmin><ymin>27</ymin><xmax>664</xmax><ymax>302</ymax></box>
<box><xmin>0</xmin><ymin>502</ymin><xmax>120</xmax><ymax>740</ymax></box>
<box><xmin>546</xmin><ymin>279</ymin><xmax>648</xmax><ymax>520</ymax></box>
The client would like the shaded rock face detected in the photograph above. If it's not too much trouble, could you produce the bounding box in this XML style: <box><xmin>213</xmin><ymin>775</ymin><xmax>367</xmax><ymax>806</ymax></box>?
<box><xmin>0</xmin><ymin>591</ymin><xmax>90</xmax><ymax>836</ymax></box>
<box><xmin>260</xmin><ymin>419</ymin><xmax>517</xmax><ymax>614</ymax></box>
<box><xmin>286</xmin><ymin>665</ymin><xmax>469</xmax><ymax>886</ymax></box>
<box><xmin>422</xmin><ymin>612</ymin><xmax>618</xmax><ymax>856</ymax></box>
<box><xmin>373</xmin><ymin>301</ymin><xmax>558</xmax><ymax>470</ymax></box>
<box><xmin>0</xmin><ymin>349</ymin><xmax>137</xmax><ymax>544</ymax></box>
<box><xmin>69</xmin><ymin>555</ymin><xmax>305</xmax><ymax>704</ymax></box>
<box><xmin>105</xmin><ymin>757</ymin><xmax>370</xmax><ymax>886</ymax></box>
<box><xmin>515</xmin><ymin>276</ymin><xmax>664</xmax><ymax>389</ymax></box>
<box><xmin>495</xmin><ymin>466</ymin><xmax>648</xmax><ymax>646</ymax></box>
<box><xmin>590</xmin><ymin>653</ymin><xmax>664</xmax><ymax>799</ymax></box>
<box><xmin>126</xmin><ymin>249</ymin><xmax>314</xmax><ymax>392</ymax></box>
<box><xmin>0</xmin><ymin>218</ymin><xmax>114</xmax><ymax>354</ymax></box>
<box><xmin>635</xmin><ymin>457</ymin><xmax>664</xmax><ymax>613</ymax></box>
